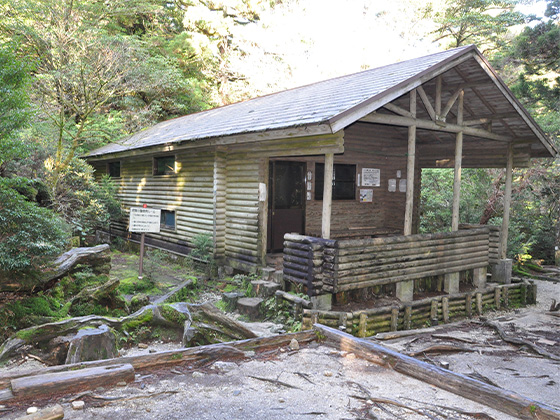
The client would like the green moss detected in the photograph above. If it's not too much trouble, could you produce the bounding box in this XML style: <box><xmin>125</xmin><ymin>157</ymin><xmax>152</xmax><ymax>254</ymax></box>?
<box><xmin>123</xmin><ymin>308</ymin><xmax>154</xmax><ymax>331</ymax></box>
<box><xmin>159</xmin><ymin>304</ymin><xmax>187</xmax><ymax>325</ymax></box>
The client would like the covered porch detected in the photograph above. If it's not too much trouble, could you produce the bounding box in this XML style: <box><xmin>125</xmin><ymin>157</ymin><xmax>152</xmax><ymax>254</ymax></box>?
<box><xmin>275</xmin><ymin>58</ymin><xmax>555</xmax><ymax>303</ymax></box>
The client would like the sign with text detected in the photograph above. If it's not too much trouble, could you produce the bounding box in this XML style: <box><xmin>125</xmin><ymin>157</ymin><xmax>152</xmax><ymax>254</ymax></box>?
<box><xmin>129</xmin><ymin>207</ymin><xmax>161</xmax><ymax>233</ymax></box>
<box><xmin>362</xmin><ymin>168</ymin><xmax>380</xmax><ymax>187</ymax></box>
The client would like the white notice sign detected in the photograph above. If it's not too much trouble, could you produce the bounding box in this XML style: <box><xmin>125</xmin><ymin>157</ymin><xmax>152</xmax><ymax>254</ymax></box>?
<box><xmin>362</xmin><ymin>168</ymin><xmax>380</xmax><ymax>187</ymax></box>
<box><xmin>129</xmin><ymin>207</ymin><xmax>161</xmax><ymax>233</ymax></box>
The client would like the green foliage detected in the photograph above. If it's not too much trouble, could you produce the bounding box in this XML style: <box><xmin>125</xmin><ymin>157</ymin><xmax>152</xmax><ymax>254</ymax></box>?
<box><xmin>0</xmin><ymin>177</ymin><xmax>69</xmax><ymax>273</ymax></box>
<box><xmin>428</xmin><ymin>0</ymin><xmax>528</xmax><ymax>51</ymax></box>
<box><xmin>0</xmin><ymin>46</ymin><xmax>31</xmax><ymax>174</ymax></box>
<box><xmin>52</xmin><ymin>158</ymin><xmax>122</xmax><ymax>241</ymax></box>
<box><xmin>419</xmin><ymin>168</ymin><xmax>494</xmax><ymax>233</ymax></box>
<box><xmin>190</xmin><ymin>233</ymin><xmax>214</xmax><ymax>262</ymax></box>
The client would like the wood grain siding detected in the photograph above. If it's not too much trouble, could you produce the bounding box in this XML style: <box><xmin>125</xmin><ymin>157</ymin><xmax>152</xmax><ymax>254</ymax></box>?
<box><xmin>224</xmin><ymin>154</ymin><xmax>261</xmax><ymax>269</ymax></box>
<box><xmin>304</xmin><ymin>123</ymin><xmax>410</xmax><ymax>237</ymax></box>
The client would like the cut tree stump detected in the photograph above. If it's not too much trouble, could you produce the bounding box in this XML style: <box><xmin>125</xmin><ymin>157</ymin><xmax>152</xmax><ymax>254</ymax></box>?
<box><xmin>11</xmin><ymin>364</ymin><xmax>135</xmax><ymax>399</ymax></box>
<box><xmin>237</xmin><ymin>298</ymin><xmax>263</xmax><ymax>321</ymax></box>
<box><xmin>314</xmin><ymin>323</ymin><xmax>560</xmax><ymax>420</ymax></box>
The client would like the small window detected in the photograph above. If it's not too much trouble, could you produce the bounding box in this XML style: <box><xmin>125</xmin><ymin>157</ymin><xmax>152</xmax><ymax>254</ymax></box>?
<box><xmin>315</xmin><ymin>163</ymin><xmax>356</xmax><ymax>200</ymax></box>
<box><xmin>160</xmin><ymin>210</ymin><xmax>176</xmax><ymax>230</ymax></box>
<box><xmin>154</xmin><ymin>156</ymin><xmax>175</xmax><ymax>175</ymax></box>
<box><xmin>107</xmin><ymin>161</ymin><xmax>121</xmax><ymax>178</ymax></box>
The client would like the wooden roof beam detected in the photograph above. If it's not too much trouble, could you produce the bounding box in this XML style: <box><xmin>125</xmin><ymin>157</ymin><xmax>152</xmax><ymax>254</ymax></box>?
<box><xmin>360</xmin><ymin>112</ymin><xmax>512</xmax><ymax>142</ymax></box>
<box><xmin>463</xmin><ymin>113</ymin><xmax>519</xmax><ymax>126</ymax></box>
<box><xmin>417</xmin><ymin>86</ymin><xmax>436</xmax><ymax>121</ymax></box>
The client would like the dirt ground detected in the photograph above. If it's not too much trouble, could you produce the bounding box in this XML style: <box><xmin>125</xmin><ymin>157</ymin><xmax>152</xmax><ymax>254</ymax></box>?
<box><xmin>0</xmin><ymin>276</ymin><xmax>559</xmax><ymax>419</ymax></box>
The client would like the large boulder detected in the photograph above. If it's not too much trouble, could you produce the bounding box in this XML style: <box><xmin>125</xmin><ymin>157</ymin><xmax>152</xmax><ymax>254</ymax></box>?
<box><xmin>65</xmin><ymin>324</ymin><xmax>117</xmax><ymax>364</ymax></box>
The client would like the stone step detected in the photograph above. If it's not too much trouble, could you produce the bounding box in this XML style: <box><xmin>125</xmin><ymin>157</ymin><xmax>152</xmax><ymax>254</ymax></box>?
<box><xmin>237</xmin><ymin>297</ymin><xmax>264</xmax><ymax>321</ymax></box>
<box><xmin>251</xmin><ymin>280</ymin><xmax>282</xmax><ymax>298</ymax></box>
<box><xmin>259</xmin><ymin>267</ymin><xmax>276</xmax><ymax>281</ymax></box>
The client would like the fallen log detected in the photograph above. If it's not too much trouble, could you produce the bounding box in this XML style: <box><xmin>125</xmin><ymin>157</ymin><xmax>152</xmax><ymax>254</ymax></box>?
<box><xmin>0</xmin><ymin>330</ymin><xmax>317</xmax><ymax>389</ymax></box>
<box><xmin>314</xmin><ymin>323</ymin><xmax>560</xmax><ymax>420</ymax></box>
<box><xmin>0</xmin><ymin>302</ymin><xmax>256</xmax><ymax>362</ymax></box>
<box><xmin>0</xmin><ymin>244</ymin><xmax>112</xmax><ymax>292</ymax></box>
<box><xmin>11</xmin><ymin>364</ymin><xmax>135</xmax><ymax>400</ymax></box>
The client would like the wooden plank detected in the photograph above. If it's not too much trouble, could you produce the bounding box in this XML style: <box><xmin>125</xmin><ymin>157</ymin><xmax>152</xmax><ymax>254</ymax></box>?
<box><xmin>315</xmin><ymin>324</ymin><xmax>560</xmax><ymax>420</ymax></box>
<box><xmin>11</xmin><ymin>364</ymin><xmax>135</xmax><ymax>399</ymax></box>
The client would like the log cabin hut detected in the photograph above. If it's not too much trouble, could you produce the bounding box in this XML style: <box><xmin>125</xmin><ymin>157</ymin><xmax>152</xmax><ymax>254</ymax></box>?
<box><xmin>87</xmin><ymin>45</ymin><xmax>557</xmax><ymax>307</ymax></box>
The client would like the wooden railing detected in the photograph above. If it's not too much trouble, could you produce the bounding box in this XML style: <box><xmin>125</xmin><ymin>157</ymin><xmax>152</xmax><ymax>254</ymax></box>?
<box><xmin>283</xmin><ymin>227</ymin><xmax>497</xmax><ymax>296</ymax></box>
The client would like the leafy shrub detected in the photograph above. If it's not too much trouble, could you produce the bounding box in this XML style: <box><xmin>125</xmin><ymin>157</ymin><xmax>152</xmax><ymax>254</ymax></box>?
<box><xmin>190</xmin><ymin>233</ymin><xmax>214</xmax><ymax>262</ymax></box>
<box><xmin>0</xmin><ymin>177</ymin><xmax>69</xmax><ymax>273</ymax></box>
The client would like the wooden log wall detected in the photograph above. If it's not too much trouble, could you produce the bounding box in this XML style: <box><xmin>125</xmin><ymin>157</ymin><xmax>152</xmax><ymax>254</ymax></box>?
<box><xmin>302</xmin><ymin>281</ymin><xmax>535</xmax><ymax>337</ymax></box>
<box><xmin>282</xmin><ymin>234</ymin><xmax>337</xmax><ymax>296</ymax></box>
<box><xmin>224</xmin><ymin>154</ymin><xmax>261</xmax><ymax>269</ymax></box>
<box><xmin>326</xmin><ymin>228</ymin><xmax>491</xmax><ymax>293</ymax></box>
<box><xmin>91</xmin><ymin>150</ymin><xmax>216</xmax><ymax>250</ymax></box>
<box><xmin>459</xmin><ymin>223</ymin><xmax>500</xmax><ymax>265</ymax></box>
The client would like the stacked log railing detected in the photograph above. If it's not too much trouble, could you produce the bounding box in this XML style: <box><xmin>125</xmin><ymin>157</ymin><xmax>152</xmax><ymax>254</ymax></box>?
<box><xmin>459</xmin><ymin>224</ymin><xmax>500</xmax><ymax>265</ymax></box>
<box><xmin>325</xmin><ymin>228</ymin><xmax>491</xmax><ymax>293</ymax></box>
<box><xmin>302</xmin><ymin>282</ymin><xmax>535</xmax><ymax>337</ymax></box>
<box><xmin>282</xmin><ymin>234</ymin><xmax>337</xmax><ymax>296</ymax></box>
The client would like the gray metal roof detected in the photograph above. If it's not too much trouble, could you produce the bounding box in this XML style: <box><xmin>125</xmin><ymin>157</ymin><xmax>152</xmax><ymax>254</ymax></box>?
<box><xmin>86</xmin><ymin>45</ymin><xmax>556</xmax><ymax>158</ymax></box>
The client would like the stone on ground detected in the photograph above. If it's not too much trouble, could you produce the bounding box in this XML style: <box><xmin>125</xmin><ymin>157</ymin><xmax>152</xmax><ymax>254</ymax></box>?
<box><xmin>65</xmin><ymin>324</ymin><xmax>117</xmax><ymax>364</ymax></box>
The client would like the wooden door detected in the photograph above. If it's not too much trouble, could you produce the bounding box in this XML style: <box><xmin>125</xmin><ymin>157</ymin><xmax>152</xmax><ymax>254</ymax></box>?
<box><xmin>267</xmin><ymin>161</ymin><xmax>306</xmax><ymax>252</ymax></box>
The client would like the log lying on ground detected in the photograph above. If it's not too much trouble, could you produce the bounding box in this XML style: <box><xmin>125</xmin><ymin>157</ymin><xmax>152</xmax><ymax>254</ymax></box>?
<box><xmin>314</xmin><ymin>323</ymin><xmax>560</xmax><ymax>420</ymax></box>
<box><xmin>0</xmin><ymin>330</ymin><xmax>317</xmax><ymax>391</ymax></box>
<box><xmin>0</xmin><ymin>244</ymin><xmax>111</xmax><ymax>292</ymax></box>
<box><xmin>11</xmin><ymin>364</ymin><xmax>135</xmax><ymax>399</ymax></box>
<box><xmin>0</xmin><ymin>302</ymin><xmax>256</xmax><ymax>362</ymax></box>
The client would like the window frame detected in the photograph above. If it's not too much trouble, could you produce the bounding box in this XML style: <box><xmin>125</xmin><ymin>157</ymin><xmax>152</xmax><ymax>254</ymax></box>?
<box><xmin>153</xmin><ymin>155</ymin><xmax>176</xmax><ymax>176</ymax></box>
<box><xmin>315</xmin><ymin>163</ymin><xmax>357</xmax><ymax>201</ymax></box>
<box><xmin>160</xmin><ymin>209</ymin><xmax>176</xmax><ymax>231</ymax></box>
<box><xmin>107</xmin><ymin>161</ymin><xmax>121</xmax><ymax>178</ymax></box>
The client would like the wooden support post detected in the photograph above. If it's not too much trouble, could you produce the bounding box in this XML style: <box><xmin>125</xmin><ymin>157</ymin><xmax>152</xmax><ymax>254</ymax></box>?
<box><xmin>476</xmin><ymin>292</ymin><xmax>483</xmax><ymax>315</ymax></box>
<box><xmin>465</xmin><ymin>293</ymin><xmax>472</xmax><ymax>318</ymax></box>
<box><xmin>404</xmin><ymin>305</ymin><xmax>412</xmax><ymax>330</ymax></box>
<box><xmin>258</xmin><ymin>158</ymin><xmax>269</xmax><ymax>266</ymax></box>
<box><xmin>138</xmin><ymin>232</ymin><xmax>145</xmax><ymax>279</ymax></box>
<box><xmin>451</xmin><ymin>91</ymin><xmax>464</xmax><ymax>231</ymax></box>
<box><xmin>494</xmin><ymin>286</ymin><xmax>501</xmax><ymax>309</ymax></box>
<box><xmin>430</xmin><ymin>300</ymin><xmax>438</xmax><ymax>325</ymax></box>
<box><xmin>499</xmin><ymin>143</ymin><xmax>514</xmax><ymax>259</ymax></box>
<box><xmin>390</xmin><ymin>307</ymin><xmax>399</xmax><ymax>331</ymax></box>
<box><xmin>404</xmin><ymin>89</ymin><xmax>416</xmax><ymax>236</ymax></box>
<box><xmin>314</xmin><ymin>324</ymin><xmax>560</xmax><ymax>420</ymax></box>
<box><xmin>322</xmin><ymin>153</ymin><xmax>334</xmax><ymax>239</ymax></box>
<box><xmin>359</xmin><ymin>313</ymin><xmax>367</xmax><ymax>337</ymax></box>
<box><xmin>442</xmin><ymin>297</ymin><xmax>449</xmax><ymax>323</ymax></box>
<box><xmin>435</xmin><ymin>75</ymin><xmax>442</xmax><ymax>119</ymax></box>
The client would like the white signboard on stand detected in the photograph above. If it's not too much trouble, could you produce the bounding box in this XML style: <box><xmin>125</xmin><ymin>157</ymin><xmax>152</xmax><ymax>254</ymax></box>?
<box><xmin>129</xmin><ymin>207</ymin><xmax>161</xmax><ymax>233</ymax></box>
